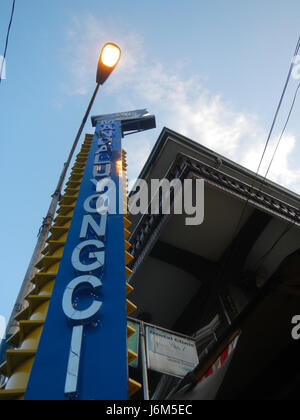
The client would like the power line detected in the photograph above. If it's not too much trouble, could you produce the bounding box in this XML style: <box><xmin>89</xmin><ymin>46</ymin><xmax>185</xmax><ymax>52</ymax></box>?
<box><xmin>0</xmin><ymin>0</ymin><xmax>16</xmax><ymax>84</ymax></box>
<box><xmin>259</xmin><ymin>81</ymin><xmax>300</xmax><ymax>187</ymax></box>
<box><xmin>217</xmin><ymin>34</ymin><xmax>300</xmax><ymax>288</ymax></box>
<box><xmin>252</xmin><ymin>84</ymin><xmax>300</xmax><ymax>274</ymax></box>
<box><xmin>239</xmin><ymin>41</ymin><xmax>300</xmax><ymax>275</ymax></box>
<box><xmin>233</xmin><ymin>35</ymin><xmax>300</xmax><ymax>238</ymax></box>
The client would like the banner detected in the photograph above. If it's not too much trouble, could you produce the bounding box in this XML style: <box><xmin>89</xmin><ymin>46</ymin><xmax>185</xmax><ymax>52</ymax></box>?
<box><xmin>146</xmin><ymin>327</ymin><xmax>199</xmax><ymax>378</ymax></box>
<box><xmin>172</xmin><ymin>334</ymin><xmax>240</xmax><ymax>400</ymax></box>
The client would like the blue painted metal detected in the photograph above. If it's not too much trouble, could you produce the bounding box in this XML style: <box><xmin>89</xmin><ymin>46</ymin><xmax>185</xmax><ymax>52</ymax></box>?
<box><xmin>25</xmin><ymin>121</ymin><xmax>128</xmax><ymax>400</ymax></box>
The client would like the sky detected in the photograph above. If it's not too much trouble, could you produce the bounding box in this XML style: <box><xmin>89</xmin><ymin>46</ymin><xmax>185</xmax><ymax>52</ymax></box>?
<box><xmin>0</xmin><ymin>0</ymin><xmax>300</xmax><ymax>326</ymax></box>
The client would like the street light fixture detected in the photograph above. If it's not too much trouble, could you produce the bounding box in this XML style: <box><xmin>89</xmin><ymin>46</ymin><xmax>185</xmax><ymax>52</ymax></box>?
<box><xmin>97</xmin><ymin>43</ymin><xmax>121</xmax><ymax>85</ymax></box>
<box><xmin>1</xmin><ymin>42</ymin><xmax>122</xmax><ymax>358</ymax></box>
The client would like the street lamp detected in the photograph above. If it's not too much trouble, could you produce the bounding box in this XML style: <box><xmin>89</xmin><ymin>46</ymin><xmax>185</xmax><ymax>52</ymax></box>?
<box><xmin>97</xmin><ymin>43</ymin><xmax>121</xmax><ymax>85</ymax></box>
<box><xmin>1</xmin><ymin>43</ymin><xmax>122</xmax><ymax>356</ymax></box>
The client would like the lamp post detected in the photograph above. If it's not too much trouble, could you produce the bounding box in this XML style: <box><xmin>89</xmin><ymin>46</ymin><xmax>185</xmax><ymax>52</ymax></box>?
<box><xmin>1</xmin><ymin>43</ymin><xmax>121</xmax><ymax>350</ymax></box>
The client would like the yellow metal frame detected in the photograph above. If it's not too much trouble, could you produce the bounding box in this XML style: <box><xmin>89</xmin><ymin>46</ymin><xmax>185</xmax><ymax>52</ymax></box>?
<box><xmin>0</xmin><ymin>142</ymin><xmax>143</xmax><ymax>400</ymax></box>
<box><xmin>0</xmin><ymin>135</ymin><xmax>94</xmax><ymax>400</ymax></box>
<box><xmin>122</xmin><ymin>149</ymin><xmax>142</xmax><ymax>397</ymax></box>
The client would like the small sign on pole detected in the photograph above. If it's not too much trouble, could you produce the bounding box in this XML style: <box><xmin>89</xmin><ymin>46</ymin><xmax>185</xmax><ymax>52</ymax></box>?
<box><xmin>146</xmin><ymin>326</ymin><xmax>199</xmax><ymax>379</ymax></box>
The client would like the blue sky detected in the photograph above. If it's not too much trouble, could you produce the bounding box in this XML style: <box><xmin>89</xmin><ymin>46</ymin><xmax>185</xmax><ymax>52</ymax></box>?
<box><xmin>0</xmin><ymin>0</ymin><xmax>300</xmax><ymax>324</ymax></box>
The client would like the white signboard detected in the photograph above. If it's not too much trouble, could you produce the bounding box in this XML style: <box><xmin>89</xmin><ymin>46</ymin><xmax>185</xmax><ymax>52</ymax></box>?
<box><xmin>92</xmin><ymin>109</ymin><xmax>149</xmax><ymax>124</ymax></box>
<box><xmin>146</xmin><ymin>326</ymin><xmax>199</xmax><ymax>379</ymax></box>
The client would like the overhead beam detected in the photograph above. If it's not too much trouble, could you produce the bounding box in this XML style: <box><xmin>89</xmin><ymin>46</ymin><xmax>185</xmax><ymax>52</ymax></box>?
<box><xmin>172</xmin><ymin>210</ymin><xmax>273</xmax><ymax>335</ymax></box>
<box><xmin>149</xmin><ymin>240</ymin><xmax>218</xmax><ymax>282</ymax></box>
<box><xmin>218</xmin><ymin>209</ymin><xmax>272</xmax><ymax>284</ymax></box>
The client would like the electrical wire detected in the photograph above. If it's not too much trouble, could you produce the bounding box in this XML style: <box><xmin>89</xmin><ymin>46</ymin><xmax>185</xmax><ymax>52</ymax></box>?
<box><xmin>218</xmin><ymin>35</ymin><xmax>300</xmax><ymax>284</ymax></box>
<box><xmin>233</xmin><ymin>35</ymin><xmax>300</xmax><ymax>239</ymax></box>
<box><xmin>258</xmin><ymin>81</ymin><xmax>300</xmax><ymax>188</ymax></box>
<box><xmin>252</xmin><ymin>80</ymin><xmax>300</xmax><ymax>272</ymax></box>
<box><xmin>0</xmin><ymin>0</ymin><xmax>16</xmax><ymax>84</ymax></box>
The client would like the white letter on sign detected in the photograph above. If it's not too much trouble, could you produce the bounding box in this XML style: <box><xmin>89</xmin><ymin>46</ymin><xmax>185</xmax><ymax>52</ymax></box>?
<box><xmin>80</xmin><ymin>214</ymin><xmax>107</xmax><ymax>240</ymax></box>
<box><xmin>71</xmin><ymin>240</ymin><xmax>105</xmax><ymax>272</ymax></box>
<box><xmin>62</xmin><ymin>275</ymin><xmax>102</xmax><ymax>323</ymax></box>
<box><xmin>63</xmin><ymin>275</ymin><xmax>102</xmax><ymax>396</ymax></box>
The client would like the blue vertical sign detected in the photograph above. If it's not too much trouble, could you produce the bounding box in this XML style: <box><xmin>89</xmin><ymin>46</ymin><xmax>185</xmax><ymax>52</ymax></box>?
<box><xmin>25</xmin><ymin>120</ymin><xmax>128</xmax><ymax>400</ymax></box>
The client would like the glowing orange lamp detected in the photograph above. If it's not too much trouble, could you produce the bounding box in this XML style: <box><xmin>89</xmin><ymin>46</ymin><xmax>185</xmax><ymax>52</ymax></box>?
<box><xmin>97</xmin><ymin>43</ymin><xmax>121</xmax><ymax>85</ymax></box>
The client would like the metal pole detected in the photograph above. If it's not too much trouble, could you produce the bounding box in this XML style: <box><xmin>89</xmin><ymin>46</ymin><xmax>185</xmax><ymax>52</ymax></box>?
<box><xmin>140</xmin><ymin>321</ymin><xmax>150</xmax><ymax>400</ymax></box>
<box><xmin>3</xmin><ymin>83</ymin><xmax>101</xmax><ymax>339</ymax></box>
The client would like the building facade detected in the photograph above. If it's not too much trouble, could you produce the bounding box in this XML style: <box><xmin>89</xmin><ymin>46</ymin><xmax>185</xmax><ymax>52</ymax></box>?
<box><xmin>128</xmin><ymin>127</ymin><xmax>300</xmax><ymax>400</ymax></box>
<box><xmin>1</xmin><ymin>123</ymin><xmax>300</xmax><ymax>400</ymax></box>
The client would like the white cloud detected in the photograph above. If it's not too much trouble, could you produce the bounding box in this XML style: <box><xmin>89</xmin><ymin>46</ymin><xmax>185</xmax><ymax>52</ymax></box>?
<box><xmin>0</xmin><ymin>316</ymin><xmax>6</xmax><ymax>340</ymax></box>
<box><xmin>242</xmin><ymin>132</ymin><xmax>300</xmax><ymax>191</ymax></box>
<box><xmin>63</xmin><ymin>15</ymin><xmax>300</xmax><ymax>194</ymax></box>
<box><xmin>62</xmin><ymin>15</ymin><xmax>145</xmax><ymax>96</ymax></box>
